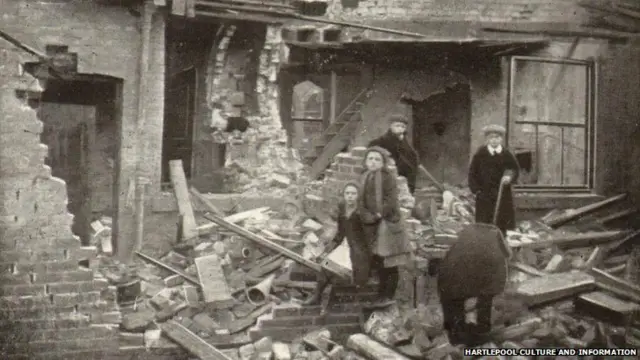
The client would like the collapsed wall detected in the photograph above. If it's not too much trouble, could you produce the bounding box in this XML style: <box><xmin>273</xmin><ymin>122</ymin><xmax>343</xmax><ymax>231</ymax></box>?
<box><xmin>207</xmin><ymin>24</ymin><xmax>305</xmax><ymax>197</ymax></box>
<box><xmin>0</xmin><ymin>44</ymin><xmax>119</xmax><ymax>358</ymax></box>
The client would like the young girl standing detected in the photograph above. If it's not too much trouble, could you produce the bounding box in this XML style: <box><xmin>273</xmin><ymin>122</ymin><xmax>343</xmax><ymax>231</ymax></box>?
<box><xmin>359</xmin><ymin>146</ymin><xmax>412</xmax><ymax>308</ymax></box>
<box><xmin>302</xmin><ymin>182</ymin><xmax>371</xmax><ymax>305</ymax></box>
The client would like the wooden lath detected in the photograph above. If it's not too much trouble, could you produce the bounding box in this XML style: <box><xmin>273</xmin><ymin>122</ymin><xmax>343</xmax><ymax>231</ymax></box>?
<box><xmin>172</xmin><ymin>0</ymin><xmax>429</xmax><ymax>38</ymax></box>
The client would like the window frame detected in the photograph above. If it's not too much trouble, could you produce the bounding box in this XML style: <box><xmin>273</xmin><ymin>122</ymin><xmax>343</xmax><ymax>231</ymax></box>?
<box><xmin>291</xmin><ymin>80</ymin><xmax>325</xmax><ymax>122</ymax></box>
<box><xmin>506</xmin><ymin>55</ymin><xmax>598</xmax><ymax>193</ymax></box>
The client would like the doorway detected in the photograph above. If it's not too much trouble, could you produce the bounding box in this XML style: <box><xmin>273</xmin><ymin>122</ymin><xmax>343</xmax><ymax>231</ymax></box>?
<box><xmin>411</xmin><ymin>83</ymin><xmax>472</xmax><ymax>186</ymax></box>
<box><xmin>162</xmin><ymin>67</ymin><xmax>196</xmax><ymax>184</ymax></box>
<box><xmin>38</xmin><ymin>78</ymin><xmax>120</xmax><ymax>246</ymax></box>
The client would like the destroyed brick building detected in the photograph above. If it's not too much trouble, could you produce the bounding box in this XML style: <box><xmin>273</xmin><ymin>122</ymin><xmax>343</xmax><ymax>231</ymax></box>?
<box><xmin>2</xmin><ymin>0</ymin><xmax>640</xmax><ymax>358</ymax></box>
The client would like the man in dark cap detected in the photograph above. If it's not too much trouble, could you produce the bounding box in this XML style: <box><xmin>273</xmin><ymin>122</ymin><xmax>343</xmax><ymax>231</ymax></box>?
<box><xmin>468</xmin><ymin>124</ymin><xmax>520</xmax><ymax>235</ymax></box>
<box><xmin>368</xmin><ymin>114</ymin><xmax>419</xmax><ymax>194</ymax></box>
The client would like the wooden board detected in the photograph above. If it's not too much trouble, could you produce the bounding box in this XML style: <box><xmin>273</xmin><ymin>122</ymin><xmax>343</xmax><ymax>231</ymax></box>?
<box><xmin>511</xmin><ymin>230</ymin><xmax>627</xmax><ymax>250</ymax></box>
<box><xmin>160</xmin><ymin>320</ymin><xmax>233</xmax><ymax>360</ymax></box>
<box><xmin>575</xmin><ymin>291</ymin><xmax>640</xmax><ymax>326</ymax></box>
<box><xmin>197</xmin><ymin>207</ymin><xmax>270</xmax><ymax>236</ymax></box>
<box><xmin>169</xmin><ymin>160</ymin><xmax>199</xmax><ymax>240</ymax></box>
<box><xmin>195</xmin><ymin>255</ymin><xmax>234</xmax><ymax>308</ymax></box>
<box><xmin>515</xmin><ymin>271</ymin><xmax>596</xmax><ymax>306</ymax></box>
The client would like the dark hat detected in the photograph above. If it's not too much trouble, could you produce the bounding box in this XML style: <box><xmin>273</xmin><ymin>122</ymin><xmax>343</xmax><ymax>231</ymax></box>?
<box><xmin>388</xmin><ymin>114</ymin><xmax>408</xmax><ymax>125</ymax></box>
<box><xmin>482</xmin><ymin>124</ymin><xmax>506</xmax><ymax>136</ymax></box>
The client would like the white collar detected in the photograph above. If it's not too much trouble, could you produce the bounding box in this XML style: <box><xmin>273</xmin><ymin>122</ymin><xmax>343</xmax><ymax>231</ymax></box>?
<box><xmin>488</xmin><ymin>145</ymin><xmax>503</xmax><ymax>155</ymax></box>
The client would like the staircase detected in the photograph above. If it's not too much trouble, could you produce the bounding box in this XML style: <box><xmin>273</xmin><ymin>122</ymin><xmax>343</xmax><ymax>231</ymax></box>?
<box><xmin>304</xmin><ymin>88</ymin><xmax>372</xmax><ymax>180</ymax></box>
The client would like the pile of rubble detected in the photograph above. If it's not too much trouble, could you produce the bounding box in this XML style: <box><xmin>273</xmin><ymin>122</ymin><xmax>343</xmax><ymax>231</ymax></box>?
<box><xmin>89</xmin><ymin>157</ymin><xmax>639</xmax><ymax>359</ymax></box>
<box><xmin>362</xmin><ymin>193</ymin><xmax>640</xmax><ymax>359</ymax></box>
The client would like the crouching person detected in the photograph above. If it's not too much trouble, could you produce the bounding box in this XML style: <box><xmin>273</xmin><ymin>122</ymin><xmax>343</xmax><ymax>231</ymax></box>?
<box><xmin>359</xmin><ymin>146</ymin><xmax>413</xmax><ymax>308</ymax></box>
<box><xmin>437</xmin><ymin>223</ymin><xmax>513</xmax><ymax>346</ymax></box>
<box><xmin>303</xmin><ymin>182</ymin><xmax>372</xmax><ymax>305</ymax></box>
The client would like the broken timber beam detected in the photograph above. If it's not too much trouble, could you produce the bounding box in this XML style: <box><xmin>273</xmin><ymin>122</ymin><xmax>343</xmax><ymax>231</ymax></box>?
<box><xmin>604</xmin><ymin>229</ymin><xmax>640</xmax><ymax>255</ymax></box>
<box><xmin>596</xmin><ymin>207</ymin><xmax>638</xmax><ymax>225</ymax></box>
<box><xmin>191</xmin><ymin>190</ymin><xmax>347</xmax><ymax>279</ymax></box>
<box><xmin>510</xmin><ymin>262</ymin><xmax>546</xmax><ymax>277</ymax></box>
<box><xmin>418</xmin><ymin>165</ymin><xmax>445</xmax><ymax>192</ymax></box>
<box><xmin>160</xmin><ymin>319</ymin><xmax>233</xmax><ymax>360</ymax></box>
<box><xmin>514</xmin><ymin>271</ymin><xmax>596</xmax><ymax>306</ymax></box>
<box><xmin>197</xmin><ymin>206</ymin><xmax>270</xmax><ymax>236</ymax></box>
<box><xmin>511</xmin><ymin>230</ymin><xmax>628</xmax><ymax>250</ymax></box>
<box><xmin>588</xmin><ymin>267</ymin><xmax>640</xmax><ymax>303</ymax></box>
<box><xmin>136</xmin><ymin>251</ymin><xmax>201</xmax><ymax>287</ymax></box>
<box><xmin>169</xmin><ymin>160</ymin><xmax>199</xmax><ymax>240</ymax></box>
<box><xmin>190</xmin><ymin>187</ymin><xmax>225</xmax><ymax>217</ymax></box>
<box><xmin>543</xmin><ymin>193</ymin><xmax>627</xmax><ymax>228</ymax></box>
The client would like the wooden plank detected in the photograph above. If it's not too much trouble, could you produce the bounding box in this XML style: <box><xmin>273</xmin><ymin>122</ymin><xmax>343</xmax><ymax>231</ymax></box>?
<box><xmin>169</xmin><ymin>160</ymin><xmax>199</xmax><ymax>240</ymax></box>
<box><xmin>346</xmin><ymin>334</ymin><xmax>411</xmax><ymax>360</ymax></box>
<box><xmin>136</xmin><ymin>251</ymin><xmax>200</xmax><ymax>286</ymax></box>
<box><xmin>543</xmin><ymin>193</ymin><xmax>627</xmax><ymax>228</ymax></box>
<box><xmin>195</xmin><ymin>255</ymin><xmax>234</xmax><ymax>308</ymax></box>
<box><xmin>605</xmin><ymin>229</ymin><xmax>640</xmax><ymax>255</ymax></box>
<box><xmin>511</xmin><ymin>230</ymin><xmax>627</xmax><ymax>250</ymax></box>
<box><xmin>160</xmin><ymin>319</ymin><xmax>233</xmax><ymax>360</ymax></box>
<box><xmin>596</xmin><ymin>207</ymin><xmax>638</xmax><ymax>225</ymax></box>
<box><xmin>190</xmin><ymin>187</ymin><xmax>225</xmax><ymax>217</ymax></box>
<box><xmin>197</xmin><ymin>207</ymin><xmax>270</xmax><ymax>235</ymax></box>
<box><xmin>192</xmin><ymin>189</ymin><xmax>343</xmax><ymax>278</ymax></box>
<box><xmin>574</xmin><ymin>291</ymin><xmax>640</xmax><ymax>326</ymax></box>
<box><xmin>584</xmin><ymin>246</ymin><xmax>605</xmax><ymax>269</ymax></box>
<box><xmin>227</xmin><ymin>302</ymin><xmax>273</xmax><ymax>334</ymax></box>
<box><xmin>515</xmin><ymin>271</ymin><xmax>596</xmax><ymax>306</ymax></box>
<box><xmin>588</xmin><ymin>267</ymin><xmax>640</xmax><ymax>303</ymax></box>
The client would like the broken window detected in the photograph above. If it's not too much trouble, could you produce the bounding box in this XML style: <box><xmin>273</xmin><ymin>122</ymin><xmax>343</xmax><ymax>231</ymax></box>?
<box><xmin>291</xmin><ymin>80</ymin><xmax>324</xmax><ymax>120</ymax></box>
<box><xmin>507</xmin><ymin>56</ymin><xmax>596</xmax><ymax>191</ymax></box>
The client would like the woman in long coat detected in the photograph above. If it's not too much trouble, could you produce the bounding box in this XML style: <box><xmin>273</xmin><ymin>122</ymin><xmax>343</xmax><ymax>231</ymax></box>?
<box><xmin>302</xmin><ymin>182</ymin><xmax>372</xmax><ymax>305</ymax></box>
<box><xmin>359</xmin><ymin>146</ymin><xmax>412</xmax><ymax>308</ymax></box>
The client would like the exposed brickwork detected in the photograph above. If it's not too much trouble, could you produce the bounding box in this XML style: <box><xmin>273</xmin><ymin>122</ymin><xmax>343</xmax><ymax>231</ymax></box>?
<box><xmin>0</xmin><ymin>0</ymin><xmax>164</xmax><ymax>251</ymax></box>
<box><xmin>0</xmin><ymin>42</ymin><xmax>120</xmax><ymax>358</ymax></box>
<box><xmin>0</xmin><ymin>0</ymin><xmax>146</xmax><ymax>357</ymax></box>
<box><xmin>307</xmin><ymin>146</ymin><xmax>414</xmax><ymax>216</ymax></box>
<box><xmin>326</xmin><ymin>0</ymin><xmax>589</xmax><ymax>23</ymax></box>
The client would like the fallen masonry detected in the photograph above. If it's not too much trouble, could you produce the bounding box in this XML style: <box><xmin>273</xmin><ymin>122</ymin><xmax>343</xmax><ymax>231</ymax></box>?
<box><xmin>77</xmin><ymin>156</ymin><xmax>640</xmax><ymax>359</ymax></box>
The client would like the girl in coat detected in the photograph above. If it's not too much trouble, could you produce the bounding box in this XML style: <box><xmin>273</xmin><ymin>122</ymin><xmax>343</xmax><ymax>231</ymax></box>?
<box><xmin>359</xmin><ymin>146</ymin><xmax>412</xmax><ymax>308</ymax></box>
<box><xmin>302</xmin><ymin>182</ymin><xmax>371</xmax><ymax>305</ymax></box>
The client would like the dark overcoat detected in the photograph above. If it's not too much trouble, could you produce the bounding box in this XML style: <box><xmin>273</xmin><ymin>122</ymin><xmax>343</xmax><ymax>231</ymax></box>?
<box><xmin>330</xmin><ymin>202</ymin><xmax>371</xmax><ymax>286</ymax></box>
<box><xmin>368</xmin><ymin>131</ymin><xmax>419</xmax><ymax>194</ymax></box>
<box><xmin>437</xmin><ymin>223</ymin><xmax>508</xmax><ymax>300</ymax></box>
<box><xmin>468</xmin><ymin>146</ymin><xmax>520</xmax><ymax>233</ymax></box>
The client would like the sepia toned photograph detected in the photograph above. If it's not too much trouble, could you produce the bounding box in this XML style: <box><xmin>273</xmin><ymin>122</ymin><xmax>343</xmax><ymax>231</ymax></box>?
<box><xmin>0</xmin><ymin>0</ymin><xmax>639</xmax><ymax>359</ymax></box>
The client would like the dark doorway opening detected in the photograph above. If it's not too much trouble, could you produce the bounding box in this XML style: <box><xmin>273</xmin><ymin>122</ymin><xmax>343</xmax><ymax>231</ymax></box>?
<box><xmin>409</xmin><ymin>83</ymin><xmax>472</xmax><ymax>187</ymax></box>
<box><xmin>162</xmin><ymin>67</ymin><xmax>197</xmax><ymax>184</ymax></box>
<box><xmin>38</xmin><ymin>78</ymin><xmax>121</xmax><ymax>246</ymax></box>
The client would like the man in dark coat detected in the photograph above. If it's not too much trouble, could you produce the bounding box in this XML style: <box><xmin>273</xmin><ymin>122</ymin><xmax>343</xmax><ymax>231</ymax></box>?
<box><xmin>437</xmin><ymin>224</ymin><xmax>512</xmax><ymax>346</ymax></box>
<box><xmin>468</xmin><ymin>124</ymin><xmax>520</xmax><ymax>235</ymax></box>
<box><xmin>368</xmin><ymin>114</ymin><xmax>419</xmax><ymax>194</ymax></box>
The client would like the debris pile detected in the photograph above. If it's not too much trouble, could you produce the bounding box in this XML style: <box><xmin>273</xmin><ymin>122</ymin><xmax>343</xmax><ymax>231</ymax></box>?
<box><xmin>360</xmin><ymin>193</ymin><xmax>640</xmax><ymax>359</ymax></box>
<box><xmin>92</xmin><ymin>159</ymin><xmax>639</xmax><ymax>359</ymax></box>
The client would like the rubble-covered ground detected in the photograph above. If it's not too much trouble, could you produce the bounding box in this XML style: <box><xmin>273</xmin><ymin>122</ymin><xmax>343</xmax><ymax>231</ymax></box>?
<box><xmin>89</xmin><ymin>176</ymin><xmax>640</xmax><ymax>360</ymax></box>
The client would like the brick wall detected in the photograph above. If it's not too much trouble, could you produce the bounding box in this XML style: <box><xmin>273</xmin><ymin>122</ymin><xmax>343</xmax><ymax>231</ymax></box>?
<box><xmin>317</xmin><ymin>147</ymin><xmax>414</xmax><ymax>213</ymax></box>
<box><xmin>0</xmin><ymin>42</ymin><xmax>119</xmax><ymax>359</ymax></box>
<box><xmin>326</xmin><ymin>0</ymin><xmax>588</xmax><ymax>22</ymax></box>
<box><xmin>0</xmin><ymin>0</ymin><xmax>166</xmax><ymax>253</ymax></box>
